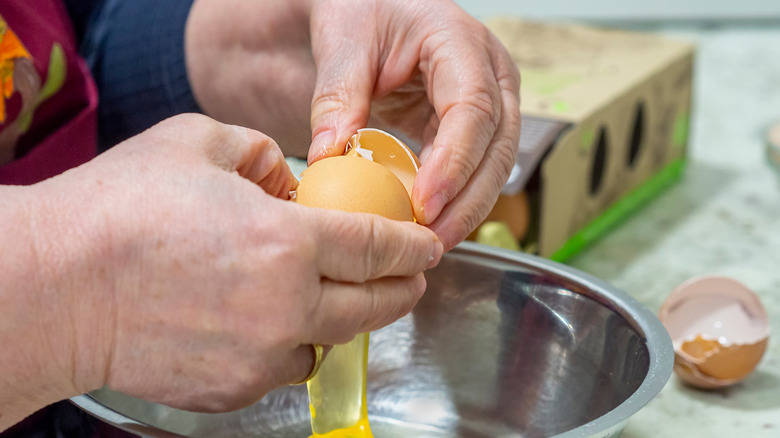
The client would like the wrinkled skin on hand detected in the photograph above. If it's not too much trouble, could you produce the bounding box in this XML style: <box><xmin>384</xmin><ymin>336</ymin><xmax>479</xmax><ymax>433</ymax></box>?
<box><xmin>21</xmin><ymin>114</ymin><xmax>442</xmax><ymax>415</ymax></box>
<box><xmin>186</xmin><ymin>0</ymin><xmax>521</xmax><ymax>251</ymax></box>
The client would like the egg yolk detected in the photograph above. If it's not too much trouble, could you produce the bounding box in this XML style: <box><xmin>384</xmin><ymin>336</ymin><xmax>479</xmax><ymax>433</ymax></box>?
<box><xmin>311</xmin><ymin>418</ymin><xmax>373</xmax><ymax>438</ymax></box>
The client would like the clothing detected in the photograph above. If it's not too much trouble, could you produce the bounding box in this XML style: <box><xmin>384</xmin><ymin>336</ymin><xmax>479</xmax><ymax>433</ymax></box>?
<box><xmin>0</xmin><ymin>0</ymin><xmax>97</xmax><ymax>185</ymax></box>
<box><xmin>0</xmin><ymin>0</ymin><xmax>200</xmax><ymax>182</ymax></box>
<box><xmin>63</xmin><ymin>0</ymin><xmax>200</xmax><ymax>151</ymax></box>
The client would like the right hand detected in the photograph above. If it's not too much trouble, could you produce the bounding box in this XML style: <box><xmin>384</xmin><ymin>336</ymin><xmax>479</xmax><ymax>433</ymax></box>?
<box><xmin>28</xmin><ymin>114</ymin><xmax>443</xmax><ymax>413</ymax></box>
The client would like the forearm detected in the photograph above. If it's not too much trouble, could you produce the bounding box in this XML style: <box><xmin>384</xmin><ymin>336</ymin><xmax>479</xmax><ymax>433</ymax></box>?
<box><xmin>0</xmin><ymin>182</ymin><xmax>109</xmax><ymax>431</ymax></box>
<box><xmin>0</xmin><ymin>186</ymin><xmax>66</xmax><ymax>429</ymax></box>
<box><xmin>185</xmin><ymin>0</ymin><xmax>315</xmax><ymax>158</ymax></box>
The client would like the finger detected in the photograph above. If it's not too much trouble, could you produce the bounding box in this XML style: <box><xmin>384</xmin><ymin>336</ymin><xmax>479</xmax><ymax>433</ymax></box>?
<box><xmin>307</xmin><ymin>0</ymin><xmax>378</xmax><ymax>164</ymax></box>
<box><xmin>283</xmin><ymin>343</ymin><xmax>333</xmax><ymax>386</ymax></box>
<box><xmin>175</xmin><ymin>113</ymin><xmax>299</xmax><ymax>199</ymax></box>
<box><xmin>412</xmin><ymin>29</ymin><xmax>504</xmax><ymax>225</ymax></box>
<box><xmin>308</xmin><ymin>274</ymin><xmax>427</xmax><ymax>344</ymax></box>
<box><xmin>222</xmin><ymin>125</ymin><xmax>298</xmax><ymax>199</ymax></box>
<box><xmin>427</xmin><ymin>56</ymin><xmax>522</xmax><ymax>250</ymax></box>
<box><xmin>305</xmin><ymin>209</ymin><xmax>443</xmax><ymax>282</ymax></box>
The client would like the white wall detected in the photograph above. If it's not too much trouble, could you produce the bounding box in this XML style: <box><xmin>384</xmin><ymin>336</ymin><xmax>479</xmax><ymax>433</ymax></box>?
<box><xmin>455</xmin><ymin>0</ymin><xmax>780</xmax><ymax>21</ymax></box>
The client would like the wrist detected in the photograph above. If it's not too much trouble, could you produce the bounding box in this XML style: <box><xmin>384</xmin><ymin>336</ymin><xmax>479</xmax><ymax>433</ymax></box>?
<box><xmin>27</xmin><ymin>176</ymin><xmax>117</xmax><ymax>397</ymax></box>
<box><xmin>0</xmin><ymin>177</ymin><xmax>115</xmax><ymax>430</ymax></box>
<box><xmin>0</xmin><ymin>185</ymin><xmax>79</xmax><ymax>429</ymax></box>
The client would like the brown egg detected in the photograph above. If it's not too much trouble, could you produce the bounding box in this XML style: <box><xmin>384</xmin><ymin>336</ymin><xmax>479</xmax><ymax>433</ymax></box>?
<box><xmin>295</xmin><ymin>129</ymin><xmax>419</xmax><ymax>222</ymax></box>
<box><xmin>296</xmin><ymin>155</ymin><xmax>413</xmax><ymax>221</ymax></box>
<box><xmin>658</xmin><ymin>275</ymin><xmax>771</xmax><ymax>389</ymax></box>
<box><xmin>489</xmin><ymin>191</ymin><xmax>531</xmax><ymax>241</ymax></box>
<box><xmin>467</xmin><ymin>191</ymin><xmax>530</xmax><ymax>244</ymax></box>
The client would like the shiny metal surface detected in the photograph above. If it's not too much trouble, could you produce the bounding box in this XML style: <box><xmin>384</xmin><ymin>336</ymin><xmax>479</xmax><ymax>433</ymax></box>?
<box><xmin>72</xmin><ymin>242</ymin><xmax>672</xmax><ymax>437</ymax></box>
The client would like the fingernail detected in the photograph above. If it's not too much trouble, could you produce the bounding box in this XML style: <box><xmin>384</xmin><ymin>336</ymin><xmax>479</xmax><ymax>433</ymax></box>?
<box><xmin>308</xmin><ymin>130</ymin><xmax>336</xmax><ymax>164</ymax></box>
<box><xmin>427</xmin><ymin>238</ymin><xmax>444</xmax><ymax>269</ymax></box>
<box><xmin>421</xmin><ymin>192</ymin><xmax>448</xmax><ymax>225</ymax></box>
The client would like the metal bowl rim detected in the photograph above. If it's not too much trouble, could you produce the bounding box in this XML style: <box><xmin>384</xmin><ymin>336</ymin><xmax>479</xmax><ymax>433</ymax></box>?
<box><xmin>71</xmin><ymin>241</ymin><xmax>673</xmax><ymax>438</ymax></box>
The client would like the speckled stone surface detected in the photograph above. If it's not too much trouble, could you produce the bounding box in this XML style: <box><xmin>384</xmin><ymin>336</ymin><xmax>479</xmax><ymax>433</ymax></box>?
<box><xmin>567</xmin><ymin>24</ymin><xmax>780</xmax><ymax>436</ymax></box>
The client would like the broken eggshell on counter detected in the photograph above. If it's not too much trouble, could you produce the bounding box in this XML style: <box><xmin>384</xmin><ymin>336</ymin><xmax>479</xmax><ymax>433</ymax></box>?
<box><xmin>658</xmin><ymin>275</ymin><xmax>770</xmax><ymax>389</ymax></box>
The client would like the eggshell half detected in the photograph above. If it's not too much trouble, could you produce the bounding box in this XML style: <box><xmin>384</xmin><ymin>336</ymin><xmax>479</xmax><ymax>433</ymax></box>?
<box><xmin>659</xmin><ymin>275</ymin><xmax>770</xmax><ymax>389</ymax></box>
<box><xmin>345</xmin><ymin>128</ymin><xmax>420</xmax><ymax>199</ymax></box>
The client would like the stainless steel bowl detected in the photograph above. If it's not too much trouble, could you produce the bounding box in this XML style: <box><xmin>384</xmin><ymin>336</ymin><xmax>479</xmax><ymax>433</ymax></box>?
<box><xmin>72</xmin><ymin>242</ymin><xmax>672</xmax><ymax>437</ymax></box>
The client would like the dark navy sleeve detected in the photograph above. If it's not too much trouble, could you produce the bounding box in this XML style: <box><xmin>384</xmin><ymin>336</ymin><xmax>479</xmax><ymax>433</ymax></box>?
<box><xmin>62</xmin><ymin>0</ymin><xmax>100</xmax><ymax>43</ymax></box>
<box><xmin>74</xmin><ymin>0</ymin><xmax>202</xmax><ymax>151</ymax></box>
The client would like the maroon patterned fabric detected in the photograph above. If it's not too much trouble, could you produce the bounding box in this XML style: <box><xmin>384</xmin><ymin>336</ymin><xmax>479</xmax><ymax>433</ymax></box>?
<box><xmin>0</xmin><ymin>0</ymin><xmax>97</xmax><ymax>185</ymax></box>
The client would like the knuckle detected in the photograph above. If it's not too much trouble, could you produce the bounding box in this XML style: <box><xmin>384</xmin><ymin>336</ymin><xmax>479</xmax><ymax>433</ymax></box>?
<box><xmin>243</xmin><ymin>127</ymin><xmax>275</xmax><ymax>151</ymax></box>
<box><xmin>365</xmin><ymin>280</ymin><xmax>415</xmax><ymax>332</ymax></box>
<box><xmin>298</xmin><ymin>233</ymin><xmax>319</xmax><ymax>267</ymax></box>
<box><xmin>463</xmin><ymin>205</ymin><xmax>489</xmax><ymax>240</ymax></box>
<box><xmin>468</xmin><ymin>89</ymin><xmax>501</xmax><ymax>134</ymax></box>
<box><xmin>311</xmin><ymin>81</ymin><xmax>351</xmax><ymax>121</ymax></box>
<box><xmin>494</xmin><ymin>142</ymin><xmax>517</xmax><ymax>184</ymax></box>
<box><xmin>498</xmin><ymin>61</ymin><xmax>522</xmax><ymax>97</ymax></box>
<box><xmin>491</xmin><ymin>37</ymin><xmax>522</xmax><ymax>94</ymax></box>
<box><xmin>511</xmin><ymin>63</ymin><xmax>522</xmax><ymax>92</ymax></box>
<box><xmin>167</xmin><ymin>113</ymin><xmax>219</xmax><ymax>136</ymax></box>
<box><xmin>363</xmin><ymin>282</ymin><xmax>388</xmax><ymax>328</ymax></box>
<box><xmin>331</xmin><ymin>324</ymin><xmax>360</xmax><ymax>345</ymax></box>
<box><xmin>448</xmin><ymin>147</ymin><xmax>479</xmax><ymax>188</ymax></box>
<box><xmin>474</xmin><ymin>22</ymin><xmax>495</xmax><ymax>47</ymax></box>
<box><xmin>360</xmin><ymin>215</ymin><xmax>384</xmax><ymax>279</ymax></box>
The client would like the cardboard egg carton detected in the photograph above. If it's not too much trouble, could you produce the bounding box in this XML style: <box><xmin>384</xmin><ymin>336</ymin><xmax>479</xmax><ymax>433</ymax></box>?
<box><xmin>482</xmin><ymin>18</ymin><xmax>695</xmax><ymax>261</ymax></box>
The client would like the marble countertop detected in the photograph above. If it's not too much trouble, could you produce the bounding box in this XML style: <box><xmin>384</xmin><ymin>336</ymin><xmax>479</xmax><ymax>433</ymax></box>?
<box><xmin>567</xmin><ymin>23</ymin><xmax>780</xmax><ymax>437</ymax></box>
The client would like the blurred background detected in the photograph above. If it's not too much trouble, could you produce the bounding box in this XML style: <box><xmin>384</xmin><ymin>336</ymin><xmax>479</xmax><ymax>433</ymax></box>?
<box><xmin>456</xmin><ymin>0</ymin><xmax>780</xmax><ymax>21</ymax></box>
<box><xmin>452</xmin><ymin>2</ymin><xmax>780</xmax><ymax>437</ymax></box>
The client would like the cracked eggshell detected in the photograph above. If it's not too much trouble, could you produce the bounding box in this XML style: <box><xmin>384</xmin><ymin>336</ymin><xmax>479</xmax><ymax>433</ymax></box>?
<box><xmin>294</xmin><ymin>129</ymin><xmax>420</xmax><ymax>222</ymax></box>
<box><xmin>659</xmin><ymin>275</ymin><xmax>770</xmax><ymax>389</ymax></box>
<box><xmin>345</xmin><ymin>128</ymin><xmax>420</xmax><ymax>199</ymax></box>
<box><xmin>295</xmin><ymin>155</ymin><xmax>414</xmax><ymax>221</ymax></box>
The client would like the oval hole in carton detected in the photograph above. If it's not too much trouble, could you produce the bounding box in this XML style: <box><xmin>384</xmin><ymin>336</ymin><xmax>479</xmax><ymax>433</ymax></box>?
<box><xmin>627</xmin><ymin>101</ymin><xmax>646</xmax><ymax>169</ymax></box>
<box><xmin>590</xmin><ymin>126</ymin><xmax>608</xmax><ymax>196</ymax></box>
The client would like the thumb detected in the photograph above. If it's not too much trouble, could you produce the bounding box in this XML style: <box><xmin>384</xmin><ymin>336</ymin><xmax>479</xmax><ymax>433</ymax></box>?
<box><xmin>169</xmin><ymin>114</ymin><xmax>298</xmax><ymax>199</ymax></box>
<box><xmin>308</xmin><ymin>0</ymin><xmax>377</xmax><ymax>165</ymax></box>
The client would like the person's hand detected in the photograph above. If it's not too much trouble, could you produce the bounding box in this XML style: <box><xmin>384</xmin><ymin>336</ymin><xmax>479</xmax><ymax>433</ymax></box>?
<box><xmin>185</xmin><ymin>0</ymin><xmax>521</xmax><ymax>251</ymax></box>
<box><xmin>15</xmin><ymin>114</ymin><xmax>442</xmax><ymax>417</ymax></box>
<box><xmin>307</xmin><ymin>0</ymin><xmax>521</xmax><ymax>251</ymax></box>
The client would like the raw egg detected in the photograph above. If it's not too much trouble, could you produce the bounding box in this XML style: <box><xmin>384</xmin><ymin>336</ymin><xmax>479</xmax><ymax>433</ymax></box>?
<box><xmin>294</xmin><ymin>128</ymin><xmax>420</xmax><ymax>438</ymax></box>
<box><xmin>659</xmin><ymin>275</ymin><xmax>770</xmax><ymax>389</ymax></box>
<box><xmin>296</xmin><ymin>155</ymin><xmax>413</xmax><ymax>221</ymax></box>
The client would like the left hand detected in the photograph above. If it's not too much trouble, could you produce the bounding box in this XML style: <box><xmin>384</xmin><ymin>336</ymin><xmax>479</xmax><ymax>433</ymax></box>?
<box><xmin>307</xmin><ymin>0</ymin><xmax>521</xmax><ymax>250</ymax></box>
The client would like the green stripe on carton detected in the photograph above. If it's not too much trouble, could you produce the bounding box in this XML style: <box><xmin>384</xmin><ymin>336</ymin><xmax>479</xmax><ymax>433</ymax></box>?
<box><xmin>549</xmin><ymin>158</ymin><xmax>687</xmax><ymax>263</ymax></box>
<box><xmin>673</xmin><ymin>113</ymin><xmax>690</xmax><ymax>148</ymax></box>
